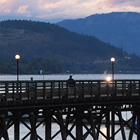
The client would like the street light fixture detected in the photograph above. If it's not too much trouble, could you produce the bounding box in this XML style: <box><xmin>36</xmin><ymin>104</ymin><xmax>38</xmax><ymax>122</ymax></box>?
<box><xmin>15</xmin><ymin>54</ymin><xmax>20</xmax><ymax>81</ymax></box>
<box><xmin>106</xmin><ymin>76</ymin><xmax>111</xmax><ymax>82</ymax></box>
<box><xmin>111</xmin><ymin>57</ymin><xmax>115</xmax><ymax>81</ymax></box>
<box><xmin>110</xmin><ymin>57</ymin><xmax>115</xmax><ymax>135</ymax></box>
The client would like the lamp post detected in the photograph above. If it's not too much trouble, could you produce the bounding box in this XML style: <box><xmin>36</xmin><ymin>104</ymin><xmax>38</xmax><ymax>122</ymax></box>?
<box><xmin>15</xmin><ymin>54</ymin><xmax>20</xmax><ymax>81</ymax></box>
<box><xmin>110</xmin><ymin>57</ymin><xmax>115</xmax><ymax>138</ymax></box>
<box><xmin>111</xmin><ymin>57</ymin><xmax>115</xmax><ymax>81</ymax></box>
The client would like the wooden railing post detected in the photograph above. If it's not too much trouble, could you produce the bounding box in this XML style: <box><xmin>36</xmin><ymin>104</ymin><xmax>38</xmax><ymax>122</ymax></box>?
<box><xmin>98</xmin><ymin>81</ymin><xmax>101</xmax><ymax>98</ymax></box>
<box><xmin>43</xmin><ymin>81</ymin><xmax>46</xmax><ymax>100</ymax></box>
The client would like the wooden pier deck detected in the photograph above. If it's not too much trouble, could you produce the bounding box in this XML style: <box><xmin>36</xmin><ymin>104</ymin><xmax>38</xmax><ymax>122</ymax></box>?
<box><xmin>0</xmin><ymin>79</ymin><xmax>140</xmax><ymax>139</ymax></box>
<box><xmin>0</xmin><ymin>80</ymin><xmax>139</xmax><ymax>109</ymax></box>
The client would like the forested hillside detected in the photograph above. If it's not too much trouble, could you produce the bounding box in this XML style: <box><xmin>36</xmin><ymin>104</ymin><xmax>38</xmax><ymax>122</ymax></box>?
<box><xmin>57</xmin><ymin>12</ymin><xmax>140</xmax><ymax>56</ymax></box>
<box><xmin>0</xmin><ymin>20</ymin><xmax>139</xmax><ymax>74</ymax></box>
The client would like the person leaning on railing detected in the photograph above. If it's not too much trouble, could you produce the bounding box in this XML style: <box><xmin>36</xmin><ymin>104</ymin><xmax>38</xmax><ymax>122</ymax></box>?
<box><xmin>67</xmin><ymin>75</ymin><xmax>75</xmax><ymax>94</ymax></box>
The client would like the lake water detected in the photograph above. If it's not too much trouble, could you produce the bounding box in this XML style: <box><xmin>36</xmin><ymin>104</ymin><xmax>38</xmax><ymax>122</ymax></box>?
<box><xmin>1</xmin><ymin>73</ymin><xmax>140</xmax><ymax>81</ymax></box>
<box><xmin>1</xmin><ymin>74</ymin><xmax>139</xmax><ymax>140</ymax></box>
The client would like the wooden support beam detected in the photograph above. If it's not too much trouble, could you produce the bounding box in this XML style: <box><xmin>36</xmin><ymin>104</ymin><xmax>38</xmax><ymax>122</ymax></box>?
<box><xmin>129</xmin><ymin>111</ymin><xmax>136</xmax><ymax>140</ymax></box>
<box><xmin>0</xmin><ymin>114</ymin><xmax>9</xmax><ymax>140</ymax></box>
<box><xmin>12</xmin><ymin>112</ymin><xmax>20</xmax><ymax>140</ymax></box>
<box><xmin>44</xmin><ymin>109</ymin><xmax>51</xmax><ymax>140</ymax></box>
<box><xmin>65</xmin><ymin>113</ymin><xmax>76</xmax><ymax>139</ymax></box>
<box><xmin>88</xmin><ymin>110</ymin><xmax>98</xmax><ymax>140</ymax></box>
<box><xmin>111</xmin><ymin>109</ymin><xmax>115</xmax><ymax>140</ymax></box>
<box><xmin>117</xmin><ymin>109</ymin><xmax>126</xmax><ymax>140</ymax></box>
<box><xmin>29</xmin><ymin>112</ymin><xmax>38</xmax><ymax>140</ymax></box>
<box><xmin>57</xmin><ymin>110</ymin><xmax>67</xmax><ymax>140</ymax></box>
<box><xmin>106</xmin><ymin>109</ymin><xmax>110</xmax><ymax>140</ymax></box>
<box><xmin>14</xmin><ymin>118</ymin><xmax>20</xmax><ymax>140</ymax></box>
<box><xmin>137</xmin><ymin>110</ymin><xmax>140</xmax><ymax>140</ymax></box>
<box><xmin>76</xmin><ymin>108</ymin><xmax>83</xmax><ymax>140</ymax></box>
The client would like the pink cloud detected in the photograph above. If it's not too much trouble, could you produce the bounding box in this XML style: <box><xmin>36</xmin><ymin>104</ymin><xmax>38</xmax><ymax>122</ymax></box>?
<box><xmin>0</xmin><ymin>0</ymin><xmax>140</xmax><ymax>20</ymax></box>
<box><xmin>0</xmin><ymin>0</ymin><xmax>13</xmax><ymax>11</ymax></box>
<box><xmin>17</xmin><ymin>5</ymin><xmax>29</xmax><ymax>14</ymax></box>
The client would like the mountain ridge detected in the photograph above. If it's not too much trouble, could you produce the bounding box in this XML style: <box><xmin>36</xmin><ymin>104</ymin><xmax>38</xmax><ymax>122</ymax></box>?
<box><xmin>57</xmin><ymin>12</ymin><xmax>140</xmax><ymax>55</ymax></box>
<box><xmin>0</xmin><ymin>20</ymin><xmax>139</xmax><ymax>74</ymax></box>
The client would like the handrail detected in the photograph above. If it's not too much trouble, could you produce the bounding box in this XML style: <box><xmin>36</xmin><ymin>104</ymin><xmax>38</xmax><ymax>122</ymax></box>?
<box><xmin>0</xmin><ymin>80</ymin><xmax>139</xmax><ymax>103</ymax></box>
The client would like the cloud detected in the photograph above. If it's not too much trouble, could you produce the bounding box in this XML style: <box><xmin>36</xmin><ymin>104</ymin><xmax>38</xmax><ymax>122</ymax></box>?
<box><xmin>3</xmin><ymin>9</ymin><xmax>10</xmax><ymax>13</ymax></box>
<box><xmin>0</xmin><ymin>0</ymin><xmax>13</xmax><ymax>13</ymax></box>
<box><xmin>105</xmin><ymin>0</ymin><xmax>140</xmax><ymax>12</ymax></box>
<box><xmin>0</xmin><ymin>0</ymin><xmax>140</xmax><ymax>21</ymax></box>
<box><xmin>35</xmin><ymin>0</ymin><xmax>140</xmax><ymax>19</ymax></box>
<box><xmin>17</xmin><ymin>5</ymin><xmax>29</xmax><ymax>14</ymax></box>
<box><xmin>108</xmin><ymin>0</ymin><xmax>140</xmax><ymax>7</ymax></box>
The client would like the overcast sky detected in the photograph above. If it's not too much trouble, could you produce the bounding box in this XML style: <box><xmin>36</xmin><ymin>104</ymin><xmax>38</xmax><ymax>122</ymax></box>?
<box><xmin>0</xmin><ymin>0</ymin><xmax>140</xmax><ymax>22</ymax></box>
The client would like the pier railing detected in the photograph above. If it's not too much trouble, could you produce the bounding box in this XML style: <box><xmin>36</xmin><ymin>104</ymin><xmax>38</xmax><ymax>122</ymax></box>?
<box><xmin>0</xmin><ymin>80</ymin><xmax>140</xmax><ymax>105</ymax></box>
<box><xmin>0</xmin><ymin>80</ymin><xmax>140</xmax><ymax>140</ymax></box>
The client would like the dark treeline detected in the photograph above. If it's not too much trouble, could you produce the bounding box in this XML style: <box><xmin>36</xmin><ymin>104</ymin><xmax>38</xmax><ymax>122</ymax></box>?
<box><xmin>0</xmin><ymin>58</ymin><xmax>61</xmax><ymax>74</ymax></box>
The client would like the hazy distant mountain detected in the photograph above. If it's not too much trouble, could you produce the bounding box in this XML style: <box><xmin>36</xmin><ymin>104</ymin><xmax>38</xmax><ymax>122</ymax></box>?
<box><xmin>57</xmin><ymin>12</ymin><xmax>140</xmax><ymax>55</ymax></box>
<box><xmin>0</xmin><ymin>16</ymin><xmax>63</xmax><ymax>23</ymax></box>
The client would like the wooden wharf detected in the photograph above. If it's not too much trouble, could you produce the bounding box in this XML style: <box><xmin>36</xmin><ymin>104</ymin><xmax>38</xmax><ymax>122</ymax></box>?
<box><xmin>0</xmin><ymin>79</ymin><xmax>140</xmax><ymax>139</ymax></box>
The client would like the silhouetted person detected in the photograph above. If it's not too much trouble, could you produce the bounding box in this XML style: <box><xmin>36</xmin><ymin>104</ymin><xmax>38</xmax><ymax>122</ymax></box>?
<box><xmin>29</xmin><ymin>77</ymin><xmax>35</xmax><ymax>92</ymax></box>
<box><xmin>67</xmin><ymin>75</ymin><xmax>75</xmax><ymax>94</ymax></box>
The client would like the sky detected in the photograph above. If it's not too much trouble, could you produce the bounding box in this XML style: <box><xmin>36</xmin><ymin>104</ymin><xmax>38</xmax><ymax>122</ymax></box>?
<box><xmin>0</xmin><ymin>0</ymin><xmax>140</xmax><ymax>23</ymax></box>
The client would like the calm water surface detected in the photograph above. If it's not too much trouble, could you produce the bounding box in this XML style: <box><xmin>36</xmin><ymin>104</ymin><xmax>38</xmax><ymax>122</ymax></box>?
<box><xmin>1</xmin><ymin>73</ymin><xmax>140</xmax><ymax>81</ymax></box>
<box><xmin>1</xmin><ymin>74</ymin><xmax>138</xmax><ymax>140</ymax></box>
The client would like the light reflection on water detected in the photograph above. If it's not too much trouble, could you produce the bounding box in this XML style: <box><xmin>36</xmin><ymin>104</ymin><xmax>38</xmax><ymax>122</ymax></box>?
<box><xmin>1</xmin><ymin>74</ymin><xmax>139</xmax><ymax>139</ymax></box>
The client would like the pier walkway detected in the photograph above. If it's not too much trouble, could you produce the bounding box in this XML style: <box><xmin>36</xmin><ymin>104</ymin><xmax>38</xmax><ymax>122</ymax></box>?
<box><xmin>0</xmin><ymin>80</ymin><xmax>140</xmax><ymax>139</ymax></box>
<box><xmin>0</xmin><ymin>80</ymin><xmax>139</xmax><ymax>106</ymax></box>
